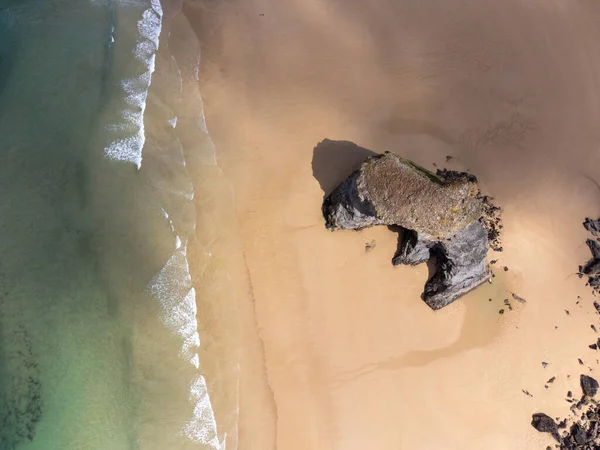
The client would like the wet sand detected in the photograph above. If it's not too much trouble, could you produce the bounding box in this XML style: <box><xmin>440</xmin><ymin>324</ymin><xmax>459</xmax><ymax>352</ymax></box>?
<box><xmin>186</xmin><ymin>0</ymin><xmax>600</xmax><ymax>448</ymax></box>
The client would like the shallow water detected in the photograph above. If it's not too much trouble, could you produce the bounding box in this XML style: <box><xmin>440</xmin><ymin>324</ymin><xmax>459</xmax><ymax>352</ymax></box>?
<box><xmin>0</xmin><ymin>1</ymin><xmax>228</xmax><ymax>448</ymax></box>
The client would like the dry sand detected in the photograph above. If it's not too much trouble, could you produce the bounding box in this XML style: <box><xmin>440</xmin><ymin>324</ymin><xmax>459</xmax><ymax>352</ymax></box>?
<box><xmin>184</xmin><ymin>0</ymin><xmax>600</xmax><ymax>448</ymax></box>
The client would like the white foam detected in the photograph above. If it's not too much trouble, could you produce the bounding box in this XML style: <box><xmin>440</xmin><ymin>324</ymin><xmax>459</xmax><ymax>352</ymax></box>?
<box><xmin>104</xmin><ymin>0</ymin><xmax>163</xmax><ymax>168</ymax></box>
<box><xmin>148</xmin><ymin>246</ymin><xmax>222</xmax><ymax>449</ymax></box>
<box><xmin>182</xmin><ymin>376</ymin><xmax>222</xmax><ymax>448</ymax></box>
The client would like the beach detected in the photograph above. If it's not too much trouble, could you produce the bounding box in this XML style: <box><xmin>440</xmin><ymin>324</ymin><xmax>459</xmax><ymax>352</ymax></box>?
<box><xmin>185</xmin><ymin>0</ymin><xmax>600</xmax><ymax>448</ymax></box>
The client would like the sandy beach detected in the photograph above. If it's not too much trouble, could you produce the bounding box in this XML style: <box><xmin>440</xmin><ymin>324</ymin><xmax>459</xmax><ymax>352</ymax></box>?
<box><xmin>184</xmin><ymin>0</ymin><xmax>600</xmax><ymax>448</ymax></box>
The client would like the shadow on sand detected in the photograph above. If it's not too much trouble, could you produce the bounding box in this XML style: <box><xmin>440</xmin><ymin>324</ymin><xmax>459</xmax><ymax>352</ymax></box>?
<box><xmin>311</xmin><ymin>139</ymin><xmax>378</xmax><ymax>198</ymax></box>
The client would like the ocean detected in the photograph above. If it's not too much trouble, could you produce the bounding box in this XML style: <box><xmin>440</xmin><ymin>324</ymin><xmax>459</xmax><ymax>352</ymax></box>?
<box><xmin>0</xmin><ymin>0</ymin><xmax>227</xmax><ymax>448</ymax></box>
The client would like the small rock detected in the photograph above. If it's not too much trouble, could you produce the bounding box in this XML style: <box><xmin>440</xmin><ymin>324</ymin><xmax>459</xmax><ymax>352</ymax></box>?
<box><xmin>490</xmin><ymin>259</ymin><xmax>498</xmax><ymax>265</ymax></box>
<box><xmin>584</xmin><ymin>218</ymin><xmax>600</xmax><ymax>236</ymax></box>
<box><xmin>579</xmin><ymin>358</ymin><xmax>585</xmax><ymax>365</ymax></box>
<box><xmin>594</xmin><ymin>301</ymin><xmax>600</xmax><ymax>314</ymax></box>
<box><xmin>503</xmin><ymin>266</ymin><xmax>509</xmax><ymax>271</ymax></box>
<box><xmin>568</xmin><ymin>391</ymin><xmax>573</xmax><ymax>397</ymax></box>
<box><xmin>445</xmin><ymin>155</ymin><xmax>453</xmax><ymax>162</ymax></box>
<box><xmin>542</xmin><ymin>362</ymin><xmax>549</xmax><ymax>368</ymax></box>
<box><xmin>571</xmin><ymin>423</ymin><xmax>587</xmax><ymax>445</ymax></box>
<box><xmin>592</xmin><ymin>324</ymin><xmax>597</xmax><ymax>332</ymax></box>
<box><xmin>581</xmin><ymin>374</ymin><xmax>599</xmax><ymax>397</ymax></box>
<box><xmin>511</xmin><ymin>293</ymin><xmax>526</xmax><ymax>304</ymax></box>
<box><xmin>523</xmin><ymin>389</ymin><xmax>533</xmax><ymax>397</ymax></box>
<box><xmin>365</xmin><ymin>240</ymin><xmax>376</xmax><ymax>252</ymax></box>
<box><xmin>547</xmin><ymin>377</ymin><xmax>556</xmax><ymax>384</ymax></box>
<box><xmin>590</xmin><ymin>344</ymin><xmax>598</xmax><ymax>350</ymax></box>
<box><xmin>499</xmin><ymin>309</ymin><xmax>505</xmax><ymax>315</ymax></box>
<box><xmin>531</xmin><ymin>413</ymin><xmax>560</xmax><ymax>441</ymax></box>
<box><xmin>566</xmin><ymin>310</ymin><xmax>571</xmax><ymax>315</ymax></box>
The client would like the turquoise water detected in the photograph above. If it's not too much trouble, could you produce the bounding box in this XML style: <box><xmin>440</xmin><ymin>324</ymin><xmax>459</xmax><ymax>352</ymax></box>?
<box><xmin>0</xmin><ymin>1</ymin><xmax>222</xmax><ymax>448</ymax></box>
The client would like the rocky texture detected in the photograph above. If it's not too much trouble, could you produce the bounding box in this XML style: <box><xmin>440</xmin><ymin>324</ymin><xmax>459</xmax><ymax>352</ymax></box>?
<box><xmin>393</xmin><ymin>221</ymin><xmax>491</xmax><ymax>310</ymax></box>
<box><xmin>532</xmin><ymin>375</ymin><xmax>600</xmax><ymax>449</ymax></box>
<box><xmin>531</xmin><ymin>413</ymin><xmax>561</xmax><ymax>442</ymax></box>
<box><xmin>579</xmin><ymin>218</ymin><xmax>600</xmax><ymax>293</ymax></box>
<box><xmin>585</xmin><ymin>218</ymin><xmax>600</xmax><ymax>237</ymax></box>
<box><xmin>322</xmin><ymin>151</ymin><xmax>500</xmax><ymax>310</ymax></box>
<box><xmin>323</xmin><ymin>154</ymin><xmax>483</xmax><ymax>237</ymax></box>
<box><xmin>582</xmin><ymin>375</ymin><xmax>599</xmax><ymax>398</ymax></box>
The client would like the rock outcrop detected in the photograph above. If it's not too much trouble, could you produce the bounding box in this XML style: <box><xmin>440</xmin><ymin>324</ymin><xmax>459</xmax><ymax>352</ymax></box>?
<box><xmin>580</xmin><ymin>218</ymin><xmax>600</xmax><ymax>292</ymax></box>
<box><xmin>322</xmin><ymin>151</ymin><xmax>500</xmax><ymax>310</ymax></box>
<box><xmin>531</xmin><ymin>375</ymin><xmax>600</xmax><ymax>449</ymax></box>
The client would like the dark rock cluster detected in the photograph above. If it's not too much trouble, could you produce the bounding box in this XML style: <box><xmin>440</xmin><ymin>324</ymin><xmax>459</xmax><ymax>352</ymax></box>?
<box><xmin>532</xmin><ymin>375</ymin><xmax>600</xmax><ymax>449</ymax></box>
<box><xmin>580</xmin><ymin>218</ymin><xmax>600</xmax><ymax>292</ymax></box>
<box><xmin>322</xmin><ymin>151</ymin><xmax>502</xmax><ymax>310</ymax></box>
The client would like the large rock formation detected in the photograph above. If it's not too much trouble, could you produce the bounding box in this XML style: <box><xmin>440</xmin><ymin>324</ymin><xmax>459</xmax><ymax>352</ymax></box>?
<box><xmin>322</xmin><ymin>151</ymin><xmax>499</xmax><ymax>310</ymax></box>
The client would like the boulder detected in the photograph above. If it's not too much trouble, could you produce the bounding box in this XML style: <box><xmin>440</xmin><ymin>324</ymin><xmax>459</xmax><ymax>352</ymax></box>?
<box><xmin>581</xmin><ymin>375</ymin><xmax>599</xmax><ymax>397</ymax></box>
<box><xmin>323</xmin><ymin>151</ymin><xmax>497</xmax><ymax>310</ymax></box>
<box><xmin>323</xmin><ymin>153</ymin><xmax>483</xmax><ymax>238</ymax></box>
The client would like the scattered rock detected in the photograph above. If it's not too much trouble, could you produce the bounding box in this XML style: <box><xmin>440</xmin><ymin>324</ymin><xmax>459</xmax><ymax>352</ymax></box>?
<box><xmin>581</xmin><ymin>219</ymin><xmax>600</xmax><ymax>293</ymax></box>
<box><xmin>581</xmin><ymin>375</ymin><xmax>599</xmax><ymax>397</ymax></box>
<box><xmin>512</xmin><ymin>293</ymin><xmax>527</xmax><ymax>304</ymax></box>
<box><xmin>323</xmin><ymin>152</ymin><xmax>499</xmax><ymax>310</ymax></box>
<box><xmin>365</xmin><ymin>240</ymin><xmax>376</xmax><ymax>252</ymax></box>
<box><xmin>584</xmin><ymin>218</ymin><xmax>600</xmax><ymax>237</ymax></box>
<box><xmin>531</xmin><ymin>413</ymin><xmax>560</xmax><ymax>442</ymax></box>
<box><xmin>571</xmin><ymin>423</ymin><xmax>588</xmax><ymax>445</ymax></box>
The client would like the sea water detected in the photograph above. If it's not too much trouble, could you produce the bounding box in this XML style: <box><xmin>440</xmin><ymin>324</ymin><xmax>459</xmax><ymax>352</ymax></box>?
<box><xmin>0</xmin><ymin>1</ymin><xmax>224</xmax><ymax>448</ymax></box>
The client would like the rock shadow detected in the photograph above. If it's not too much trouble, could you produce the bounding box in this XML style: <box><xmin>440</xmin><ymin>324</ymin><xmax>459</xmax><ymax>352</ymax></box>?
<box><xmin>312</xmin><ymin>139</ymin><xmax>378</xmax><ymax>198</ymax></box>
